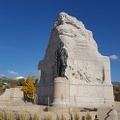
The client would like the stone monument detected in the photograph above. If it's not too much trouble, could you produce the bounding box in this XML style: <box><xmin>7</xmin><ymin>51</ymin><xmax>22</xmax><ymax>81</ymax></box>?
<box><xmin>37</xmin><ymin>12</ymin><xmax>114</xmax><ymax>107</ymax></box>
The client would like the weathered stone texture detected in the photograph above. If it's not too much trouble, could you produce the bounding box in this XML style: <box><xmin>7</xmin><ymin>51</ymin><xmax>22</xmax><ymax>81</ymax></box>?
<box><xmin>37</xmin><ymin>12</ymin><xmax>114</xmax><ymax>107</ymax></box>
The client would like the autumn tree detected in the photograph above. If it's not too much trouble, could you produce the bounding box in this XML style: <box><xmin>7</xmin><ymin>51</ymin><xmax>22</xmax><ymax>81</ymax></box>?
<box><xmin>21</xmin><ymin>75</ymin><xmax>36</xmax><ymax>100</ymax></box>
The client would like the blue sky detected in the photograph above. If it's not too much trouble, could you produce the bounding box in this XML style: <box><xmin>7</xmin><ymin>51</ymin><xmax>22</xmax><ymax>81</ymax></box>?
<box><xmin>0</xmin><ymin>0</ymin><xmax>120</xmax><ymax>81</ymax></box>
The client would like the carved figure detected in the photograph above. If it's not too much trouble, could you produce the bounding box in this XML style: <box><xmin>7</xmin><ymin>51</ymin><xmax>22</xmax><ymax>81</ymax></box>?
<box><xmin>55</xmin><ymin>42</ymin><xmax>68</xmax><ymax>77</ymax></box>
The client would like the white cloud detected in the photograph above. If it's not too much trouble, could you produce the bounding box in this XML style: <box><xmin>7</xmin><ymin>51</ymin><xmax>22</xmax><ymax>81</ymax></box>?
<box><xmin>109</xmin><ymin>55</ymin><xmax>119</xmax><ymax>60</ymax></box>
<box><xmin>16</xmin><ymin>76</ymin><xmax>24</xmax><ymax>80</ymax></box>
<box><xmin>7</xmin><ymin>70</ymin><xmax>19</xmax><ymax>75</ymax></box>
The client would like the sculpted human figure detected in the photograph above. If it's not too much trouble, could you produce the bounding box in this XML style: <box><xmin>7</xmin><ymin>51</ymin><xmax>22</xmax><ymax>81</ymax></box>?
<box><xmin>55</xmin><ymin>42</ymin><xmax>68</xmax><ymax>77</ymax></box>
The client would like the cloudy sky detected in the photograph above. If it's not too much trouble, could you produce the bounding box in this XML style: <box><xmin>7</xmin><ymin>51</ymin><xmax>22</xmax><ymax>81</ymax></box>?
<box><xmin>0</xmin><ymin>0</ymin><xmax>120</xmax><ymax>81</ymax></box>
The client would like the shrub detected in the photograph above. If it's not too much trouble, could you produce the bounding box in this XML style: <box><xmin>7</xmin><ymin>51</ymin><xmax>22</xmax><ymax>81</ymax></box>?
<box><xmin>32</xmin><ymin>112</ymin><xmax>40</xmax><ymax>120</ymax></box>
<box><xmin>16</xmin><ymin>106</ymin><xmax>27</xmax><ymax>120</ymax></box>
<box><xmin>86</xmin><ymin>113</ymin><xmax>92</xmax><ymax>120</ymax></box>
<box><xmin>7</xmin><ymin>111</ymin><xmax>16</xmax><ymax>120</ymax></box>
<box><xmin>0</xmin><ymin>111</ymin><xmax>5</xmax><ymax>120</ymax></box>
<box><xmin>17</xmin><ymin>79</ymin><xmax>26</xmax><ymax>86</ymax></box>
<box><xmin>60</xmin><ymin>113</ymin><xmax>66</xmax><ymax>120</ymax></box>
<box><xmin>45</xmin><ymin>114</ymin><xmax>52</xmax><ymax>120</ymax></box>
<box><xmin>19</xmin><ymin>112</ymin><xmax>27</xmax><ymax>120</ymax></box>
<box><xmin>74</xmin><ymin>112</ymin><xmax>80</xmax><ymax>120</ymax></box>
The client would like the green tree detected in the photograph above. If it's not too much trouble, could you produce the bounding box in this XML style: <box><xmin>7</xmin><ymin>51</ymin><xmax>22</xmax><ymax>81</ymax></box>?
<box><xmin>113</xmin><ymin>85</ymin><xmax>120</xmax><ymax>101</ymax></box>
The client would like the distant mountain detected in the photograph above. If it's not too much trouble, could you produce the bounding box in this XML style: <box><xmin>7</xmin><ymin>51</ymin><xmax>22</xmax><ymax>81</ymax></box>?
<box><xmin>0</xmin><ymin>77</ymin><xmax>15</xmax><ymax>85</ymax></box>
<box><xmin>112</xmin><ymin>81</ymin><xmax>120</xmax><ymax>86</ymax></box>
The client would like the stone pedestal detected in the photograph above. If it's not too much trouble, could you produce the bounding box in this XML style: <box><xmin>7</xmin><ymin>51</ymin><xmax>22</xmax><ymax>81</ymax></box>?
<box><xmin>0</xmin><ymin>87</ymin><xmax>23</xmax><ymax>104</ymax></box>
<box><xmin>52</xmin><ymin>77</ymin><xmax>70</xmax><ymax>106</ymax></box>
<box><xmin>52</xmin><ymin>78</ymin><xmax>114</xmax><ymax>107</ymax></box>
<box><xmin>69</xmin><ymin>83</ymin><xmax>114</xmax><ymax>107</ymax></box>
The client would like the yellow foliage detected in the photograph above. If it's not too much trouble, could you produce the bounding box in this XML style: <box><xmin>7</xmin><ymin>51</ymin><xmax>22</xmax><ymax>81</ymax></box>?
<box><xmin>21</xmin><ymin>75</ymin><xmax>36</xmax><ymax>99</ymax></box>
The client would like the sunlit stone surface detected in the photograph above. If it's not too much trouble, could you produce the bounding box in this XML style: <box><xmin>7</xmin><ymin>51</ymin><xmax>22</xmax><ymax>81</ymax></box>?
<box><xmin>37</xmin><ymin>12</ymin><xmax>114</xmax><ymax>107</ymax></box>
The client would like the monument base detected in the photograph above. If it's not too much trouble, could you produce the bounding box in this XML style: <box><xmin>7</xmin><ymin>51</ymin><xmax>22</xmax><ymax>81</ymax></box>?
<box><xmin>52</xmin><ymin>77</ymin><xmax>70</xmax><ymax>106</ymax></box>
<box><xmin>69</xmin><ymin>83</ymin><xmax>114</xmax><ymax>107</ymax></box>
<box><xmin>52</xmin><ymin>78</ymin><xmax>114</xmax><ymax>107</ymax></box>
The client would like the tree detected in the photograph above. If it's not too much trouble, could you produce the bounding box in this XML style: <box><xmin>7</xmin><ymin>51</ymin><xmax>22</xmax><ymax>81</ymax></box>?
<box><xmin>21</xmin><ymin>75</ymin><xmax>36</xmax><ymax>100</ymax></box>
<box><xmin>17</xmin><ymin>78</ymin><xmax>26</xmax><ymax>86</ymax></box>
<box><xmin>113</xmin><ymin>85</ymin><xmax>120</xmax><ymax>101</ymax></box>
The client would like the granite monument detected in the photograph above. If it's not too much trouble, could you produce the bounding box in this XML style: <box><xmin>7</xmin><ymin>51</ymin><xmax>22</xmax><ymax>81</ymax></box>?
<box><xmin>37</xmin><ymin>12</ymin><xmax>114</xmax><ymax>107</ymax></box>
